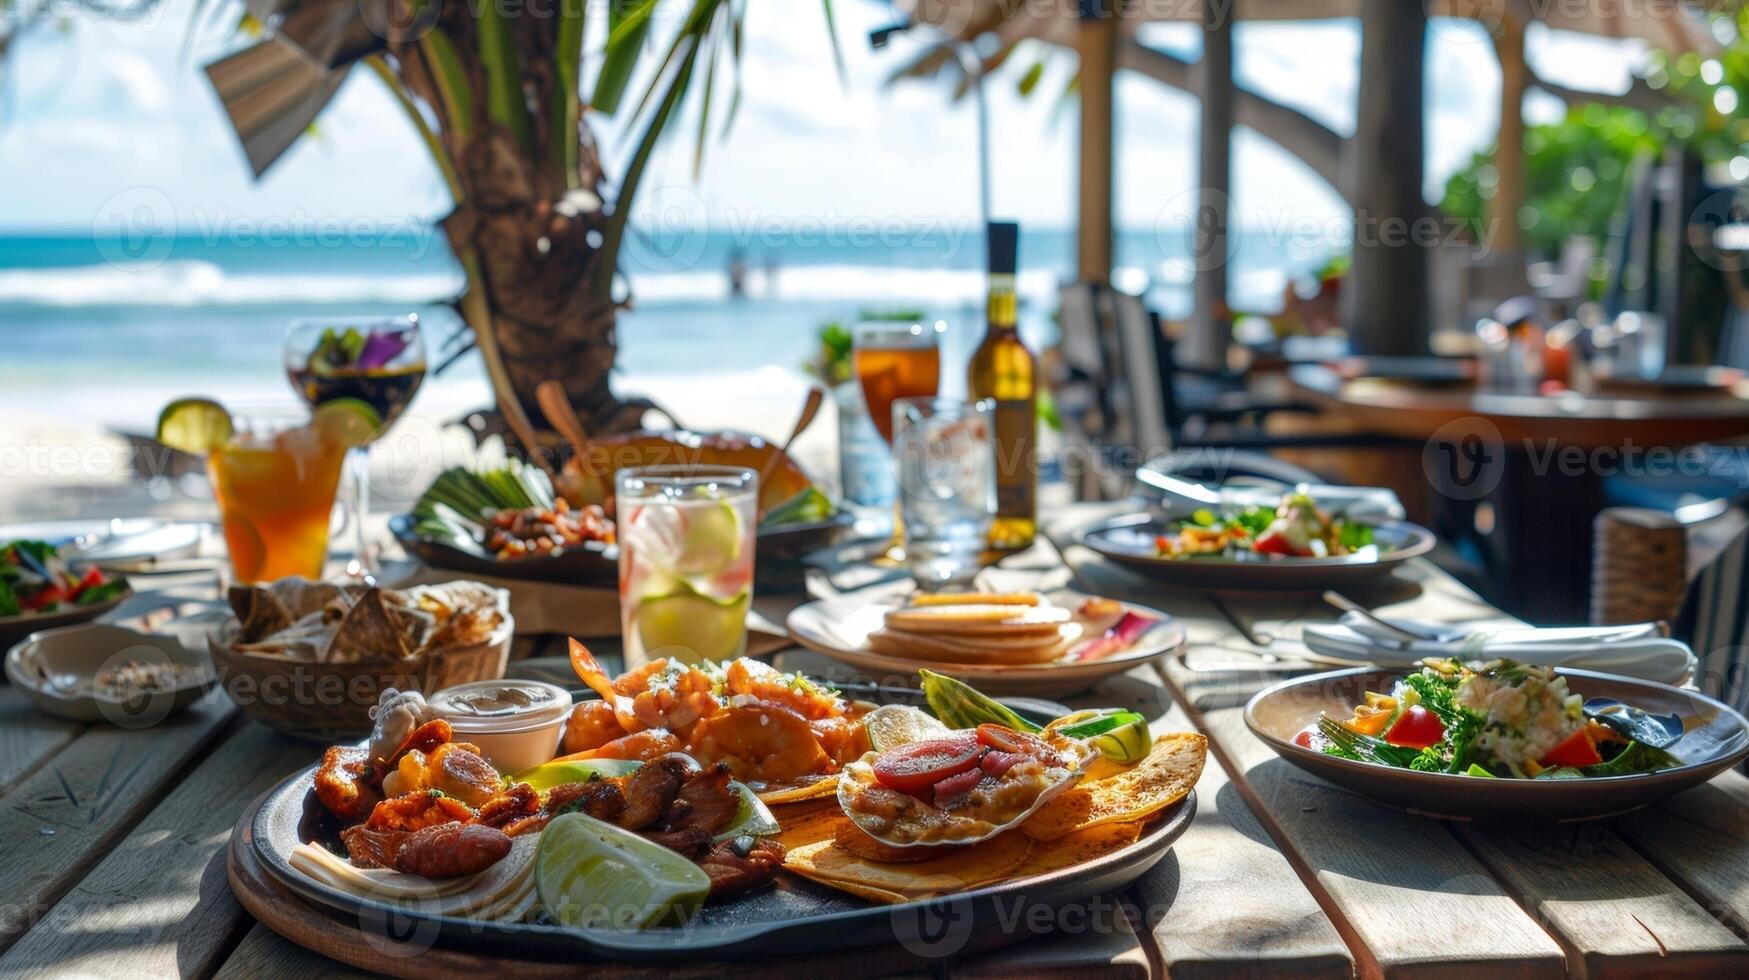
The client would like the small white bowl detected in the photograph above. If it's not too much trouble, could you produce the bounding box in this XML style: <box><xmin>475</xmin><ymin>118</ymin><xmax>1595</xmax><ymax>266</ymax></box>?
<box><xmin>5</xmin><ymin>622</ymin><xmax>215</xmax><ymax>725</ymax></box>
<box><xmin>426</xmin><ymin>679</ymin><xmax>574</xmax><ymax>773</ymax></box>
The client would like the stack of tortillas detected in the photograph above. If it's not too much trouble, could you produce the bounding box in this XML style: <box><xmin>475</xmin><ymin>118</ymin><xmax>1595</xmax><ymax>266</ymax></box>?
<box><xmin>867</xmin><ymin>593</ymin><xmax>1082</xmax><ymax>665</ymax></box>
<box><xmin>289</xmin><ymin>835</ymin><xmax>539</xmax><ymax>922</ymax></box>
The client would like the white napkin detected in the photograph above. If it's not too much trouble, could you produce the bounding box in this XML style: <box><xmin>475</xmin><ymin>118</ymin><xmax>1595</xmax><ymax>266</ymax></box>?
<box><xmin>1301</xmin><ymin>612</ymin><xmax>1696</xmax><ymax>686</ymax></box>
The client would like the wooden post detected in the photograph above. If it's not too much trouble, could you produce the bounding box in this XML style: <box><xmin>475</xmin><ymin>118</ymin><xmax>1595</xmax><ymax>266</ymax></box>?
<box><xmin>1077</xmin><ymin>0</ymin><xmax>1116</xmax><ymax>285</ymax></box>
<box><xmin>1182</xmin><ymin>0</ymin><xmax>1234</xmax><ymax>371</ymax></box>
<box><xmin>1492</xmin><ymin>13</ymin><xmax>1526</xmax><ymax>254</ymax></box>
<box><xmin>1341</xmin><ymin>0</ymin><xmax>1431</xmax><ymax>355</ymax></box>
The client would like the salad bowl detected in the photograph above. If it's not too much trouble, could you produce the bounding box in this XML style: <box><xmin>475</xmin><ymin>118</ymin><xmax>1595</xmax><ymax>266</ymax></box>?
<box><xmin>1245</xmin><ymin>666</ymin><xmax>1749</xmax><ymax>821</ymax></box>
<box><xmin>1078</xmin><ymin>514</ymin><xmax>1434</xmax><ymax>589</ymax></box>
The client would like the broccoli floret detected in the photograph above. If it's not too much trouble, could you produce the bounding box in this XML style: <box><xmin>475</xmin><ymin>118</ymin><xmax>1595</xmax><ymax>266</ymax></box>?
<box><xmin>1402</xmin><ymin>670</ymin><xmax>1459</xmax><ymax>721</ymax></box>
<box><xmin>1409</xmin><ymin>748</ymin><xmax>1447</xmax><ymax>772</ymax></box>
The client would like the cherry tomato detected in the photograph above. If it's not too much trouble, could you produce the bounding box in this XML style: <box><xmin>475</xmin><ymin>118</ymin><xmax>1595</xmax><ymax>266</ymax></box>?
<box><xmin>1383</xmin><ymin>705</ymin><xmax>1445</xmax><ymax>749</ymax></box>
<box><xmin>931</xmin><ymin>767</ymin><xmax>984</xmax><ymax>800</ymax></box>
<box><xmin>974</xmin><ymin>724</ymin><xmax>1054</xmax><ymax>759</ymax></box>
<box><xmin>73</xmin><ymin>566</ymin><xmax>105</xmax><ymax>596</ymax></box>
<box><xmin>1540</xmin><ymin>728</ymin><xmax>1603</xmax><ymax>768</ymax></box>
<box><xmin>872</xmin><ymin>734</ymin><xmax>983</xmax><ymax>795</ymax></box>
<box><xmin>22</xmin><ymin>584</ymin><xmax>66</xmax><ymax>612</ymax></box>
<box><xmin>1293</xmin><ymin>729</ymin><xmax>1315</xmax><ymax>749</ymax></box>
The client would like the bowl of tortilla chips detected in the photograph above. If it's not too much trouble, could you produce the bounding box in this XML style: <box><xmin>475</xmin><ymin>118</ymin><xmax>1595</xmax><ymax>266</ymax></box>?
<box><xmin>208</xmin><ymin>577</ymin><xmax>512</xmax><ymax>741</ymax></box>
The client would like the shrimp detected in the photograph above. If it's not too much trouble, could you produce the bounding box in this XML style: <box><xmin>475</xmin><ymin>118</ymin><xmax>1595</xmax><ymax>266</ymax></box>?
<box><xmin>725</xmin><ymin>658</ymin><xmax>843</xmax><ymax>720</ymax></box>
<box><xmin>629</xmin><ymin>664</ymin><xmax>717</xmax><ymax>731</ymax></box>
<box><xmin>570</xmin><ymin>638</ymin><xmax>644</xmax><ymax>732</ymax></box>
<box><xmin>553</xmin><ymin>728</ymin><xmax>683</xmax><ymax>763</ymax></box>
<box><xmin>809</xmin><ymin>714</ymin><xmax>871</xmax><ymax>767</ymax></box>
<box><xmin>562</xmin><ymin>700</ymin><xmax>628</xmax><ymax>755</ymax></box>
<box><xmin>685</xmin><ymin>704</ymin><xmax>828</xmax><ymax>785</ymax></box>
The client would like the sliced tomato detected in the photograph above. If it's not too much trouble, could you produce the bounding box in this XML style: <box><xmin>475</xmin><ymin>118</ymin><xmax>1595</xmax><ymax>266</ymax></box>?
<box><xmin>22</xmin><ymin>584</ymin><xmax>66</xmax><ymax>612</ymax></box>
<box><xmin>931</xmin><ymin>767</ymin><xmax>984</xmax><ymax>801</ymax></box>
<box><xmin>1293</xmin><ymin>728</ymin><xmax>1315</xmax><ymax>749</ymax></box>
<box><xmin>872</xmin><ymin>734</ymin><xmax>983</xmax><ymax>795</ymax></box>
<box><xmin>1540</xmin><ymin>728</ymin><xmax>1603</xmax><ymax>768</ymax></box>
<box><xmin>1383</xmin><ymin>705</ymin><xmax>1445</xmax><ymax>749</ymax></box>
<box><xmin>974</xmin><ymin>724</ymin><xmax>1054</xmax><ymax>759</ymax></box>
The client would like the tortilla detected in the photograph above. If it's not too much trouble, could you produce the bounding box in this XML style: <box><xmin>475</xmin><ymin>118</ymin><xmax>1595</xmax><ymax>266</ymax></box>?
<box><xmin>866</xmin><ymin>625</ymin><xmax>1078</xmax><ymax>665</ymax></box>
<box><xmin>883</xmin><ymin>604</ymin><xmax>1070</xmax><ymax>634</ymax></box>
<box><xmin>288</xmin><ymin>834</ymin><xmax>538</xmax><ymax>916</ymax></box>
<box><xmin>754</xmin><ymin>773</ymin><xmax>842</xmax><ymax>804</ymax></box>
<box><xmin>782</xmin><ymin>823</ymin><xmax>1033</xmax><ymax>900</ymax></box>
<box><xmin>1020</xmin><ymin>732</ymin><xmax>1206</xmax><ymax>840</ymax></box>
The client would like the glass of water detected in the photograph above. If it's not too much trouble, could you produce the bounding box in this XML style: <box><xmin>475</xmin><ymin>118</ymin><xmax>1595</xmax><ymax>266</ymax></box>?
<box><xmin>892</xmin><ymin>397</ymin><xmax>994</xmax><ymax>590</ymax></box>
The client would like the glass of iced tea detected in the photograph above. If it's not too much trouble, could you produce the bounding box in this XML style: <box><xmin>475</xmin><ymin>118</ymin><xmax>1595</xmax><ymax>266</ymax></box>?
<box><xmin>208</xmin><ymin>416</ymin><xmax>349</xmax><ymax>583</ymax></box>
<box><xmin>615</xmin><ymin>466</ymin><xmax>758</xmax><ymax>671</ymax></box>
<box><xmin>854</xmin><ymin>321</ymin><xmax>942</xmax><ymax>559</ymax></box>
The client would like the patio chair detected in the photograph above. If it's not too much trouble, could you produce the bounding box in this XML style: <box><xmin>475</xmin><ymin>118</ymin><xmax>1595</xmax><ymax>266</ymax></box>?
<box><xmin>1674</xmin><ymin>508</ymin><xmax>1749</xmax><ymax>730</ymax></box>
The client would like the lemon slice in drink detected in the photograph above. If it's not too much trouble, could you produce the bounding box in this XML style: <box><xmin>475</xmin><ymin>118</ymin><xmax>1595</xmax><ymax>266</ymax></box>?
<box><xmin>311</xmin><ymin>397</ymin><xmax>383</xmax><ymax>449</ymax></box>
<box><xmin>156</xmin><ymin>398</ymin><xmax>234</xmax><ymax>455</ymax></box>
<box><xmin>636</xmin><ymin>584</ymin><xmax>750</xmax><ymax>664</ymax></box>
<box><xmin>535</xmin><ymin>812</ymin><xmax>711</xmax><ymax>929</ymax></box>
<box><xmin>673</xmin><ymin>499</ymin><xmax>743</xmax><ymax>575</ymax></box>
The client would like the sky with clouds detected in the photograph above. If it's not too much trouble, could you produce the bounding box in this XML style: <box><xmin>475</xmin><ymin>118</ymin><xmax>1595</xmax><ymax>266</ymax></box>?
<box><xmin>0</xmin><ymin>0</ymin><xmax>1646</xmax><ymax>235</ymax></box>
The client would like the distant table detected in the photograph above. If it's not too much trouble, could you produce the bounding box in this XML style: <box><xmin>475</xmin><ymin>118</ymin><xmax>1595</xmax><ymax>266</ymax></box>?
<box><xmin>1290</xmin><ymin>365</ymin><xmax>1749</xmax><ymax>622</ymax></box>
<box><xmin>4</xmin><ymin>504</ymin><xmax>1749</xmax><ymax>977</ymax></box>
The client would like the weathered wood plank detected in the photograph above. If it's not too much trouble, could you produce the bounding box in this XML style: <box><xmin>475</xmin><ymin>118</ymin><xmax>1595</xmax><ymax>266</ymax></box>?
<box><xmin>0</xmin><ymin>686</ymin><xmax>83</xmax><ymax>798</ymax></box>
<box><xmin>1615</xmin><ymin>778</ymin><xmax>1749</xmax><ymax>940</ymax></box>
<box><xmin>1132</xmin><ymin>693</ymin><xmax>1352</xmax><ymax>980</ymax></box>
<box><xmin>215</xmin><ymin>924</ymin><xmax>381</xmax><ymax>980</ymax></box>
<box><xmin>1164</xmin><ymin>658</ymin><xmax>1566</xmax><ymax>979</ymax></box>
<box><xmin>0</xmin><ymin>721</ymin><xmax>313</xmax><ymax>978</ymax></box>
<box><xmin>1455</xmin><ymin>821</ymin><xmax>1748</xmax><ymax>978</ymax></box>
<box><xmin>950</xmin><ymin>903</ymin><xmax>1150</xmax><ymax>979</ymax></box>
<box><xmin>0</xmin><ymin>688</ymin><xmax>236</xmax><ymax>951</ymax></box>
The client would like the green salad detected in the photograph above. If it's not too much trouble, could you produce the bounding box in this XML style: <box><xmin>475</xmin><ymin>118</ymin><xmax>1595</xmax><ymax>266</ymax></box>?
<box><xmin>1</xmin><ymin>540</ymin><xmax>128</xmax><ymax>617</ymax></box>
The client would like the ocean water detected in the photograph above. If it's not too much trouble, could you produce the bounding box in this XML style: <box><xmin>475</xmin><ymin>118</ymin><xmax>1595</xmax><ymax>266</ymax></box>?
<box><xmin>0</xmin><ymin>225</ymin><xmax>1332</xmax><ymax>429</ymax></box>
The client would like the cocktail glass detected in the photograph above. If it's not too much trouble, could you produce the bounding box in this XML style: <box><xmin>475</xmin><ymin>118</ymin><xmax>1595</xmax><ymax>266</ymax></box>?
<box><xmin>208</xmin><ymin>416</ymin><xmax>348</xmax><ymax>583</ymax></box>
<box><xmin>616</xmin><ymin>466</ymin><xmax>758</xmax><ymax>670</ymax></box>
<box><xmin>853</xmin><ymin>321</ymin><xmax>942</xmax><ymax>560</ymax></box>
<box><xmin>284</xmin><ymin>315</ymin><xmax>426</xmax><ymax>577</ymax></box>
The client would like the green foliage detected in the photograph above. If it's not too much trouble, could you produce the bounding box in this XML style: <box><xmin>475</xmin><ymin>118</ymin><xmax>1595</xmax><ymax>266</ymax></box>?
<box><xmin>1440</xmin><ymin>104</ymin><xmax>1660</xmax><ymax>253</ymax></box>
<box><xmin>806</xmin><ymin>308</ymin><xmax>925</xmax><ymax>384</ymax></box>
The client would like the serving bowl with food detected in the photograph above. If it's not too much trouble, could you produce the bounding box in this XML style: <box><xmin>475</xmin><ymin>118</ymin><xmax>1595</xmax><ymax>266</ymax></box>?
<box><xmin>1076</xmin><ymin>488</ymin><xmax>1435</xmax><ymax>589</ymax></box>
<box><xmin>230</xmin><ymin>651</ymin><xmax>1206</xmax><ymax>960</ymax></box>
<box><xmin>0</xmin><ymin>539</ymin><xmax>132</xmax><ymax>651</ymax></box>
<box><xmin>207</xmin><ymin>577</ymin><xmax>512</xmax><ymax>739</ymax></box>
<box><xmin>787</xmin><ymin>589</ymin><xmax>1184</xmax><ymax>696</ymax></box>
<box><xmin>1246</xmin><ymin>660</ymin><xmax>1749</xmax><ymax>821</ymax></box>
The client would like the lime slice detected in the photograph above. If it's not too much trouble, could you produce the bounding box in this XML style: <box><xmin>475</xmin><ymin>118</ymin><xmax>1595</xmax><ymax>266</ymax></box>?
<box><xmin>636</xmin><ymin>585</ymin><xmax>749</xmax><ymax>663</ymax></box>
<box><xmin>1051</xmin><ymin>708</ymin><xmax>1152</xmax><ymax>764</ymax></box>
<box><xmin>311</xmin><ymin>397</ymin><xmax>383</xmax><ymax>448</ymax></box>
<box><xmin>536</xmin><ymin>812</ymin><xmax>711</xmax><ymax>929</ymax></box>
<box><xmin>673</xmin><ymin>500</ymin><xmax>743</xmax><ymax>575</ymax></box>
<box><xmin>511</xmin><ymin>758</ymin><xmax>642</xmax><ymax>792</ymax></box>
<box><xmin>717</xmin><ymin>781</ymin><xmax>780</xmax><ymax>841</ymax></box>
<box><xmin>156</xmin><ymin>398</ymin><xmax>233</xmax><ymax>455</ymax></box>
<box><xmin>863</xmin><ymin>704</ymin><xmax>952</xmax><ymax>752</ymax></box>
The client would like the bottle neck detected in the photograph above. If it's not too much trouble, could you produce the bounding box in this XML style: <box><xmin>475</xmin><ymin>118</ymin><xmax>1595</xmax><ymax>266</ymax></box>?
<box><xmin>987</xmin><ymin>272</ymin><xmax>1018</xmax><ymax>333</ymax></box>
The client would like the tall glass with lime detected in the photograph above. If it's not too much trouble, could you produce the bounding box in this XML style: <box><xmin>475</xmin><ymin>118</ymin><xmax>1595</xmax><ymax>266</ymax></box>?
<box><xmin>158</xmin><ymin>397</ymin><xmax>374</xmax><ymax>583</ymax></box>
<box><xmin>615</xmin><ymin>466</ymin><xmax>758</xmax><ymax>669</ymax></box>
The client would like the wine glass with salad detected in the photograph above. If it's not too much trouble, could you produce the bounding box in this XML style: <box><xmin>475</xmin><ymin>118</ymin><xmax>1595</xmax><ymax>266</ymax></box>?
<box><xmin>284</xmin><ymin>315</ymin><xmax>426</xmax><ymax>576</ymax></box>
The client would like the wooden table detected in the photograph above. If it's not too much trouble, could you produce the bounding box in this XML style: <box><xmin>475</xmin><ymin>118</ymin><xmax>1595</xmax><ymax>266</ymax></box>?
<box><xmin>1289</xmin><ymin>365</ymin><xmax>1749</xmax><ymax>623</ymax></box>
<box><xmin>4</xmin><ymin>503</ymin><xmax>1749</xmax><ymax>978</ymax></box>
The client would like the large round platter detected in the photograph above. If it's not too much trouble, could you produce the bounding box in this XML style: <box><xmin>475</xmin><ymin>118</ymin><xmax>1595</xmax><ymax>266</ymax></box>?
<box><xmin>234</xmin><ymin>768</ymin><xmax>1194</xmax><ymax>963</ymax></box>
<box><xmin>389</xmin><ymin>513</ymin><xmax>618</xmax><ymax>585</ymax></box>
<box><xmin>785</xmin><ymin>590</ymin><xmax>1185</xmax><ymax>696</ymax></box>
<box><xmin>1076</xmin><ymin>513</ymin><xmax>1435</xmax><ymax>589</ymax></box>
<box><xmin>1245</xmin><ymin>666</ymin><xmax>1749</xmax><ymax>822</ymax></box>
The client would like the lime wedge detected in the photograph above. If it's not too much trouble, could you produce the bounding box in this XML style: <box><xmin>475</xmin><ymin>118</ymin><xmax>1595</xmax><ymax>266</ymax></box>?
<box><xmin>511</xmin><ymin>758</ymin><xmax>642</xmax><ymax>792</ymax></box>
<box><xmin>863</xmin><ymin>704</ymin><xmax>953</xmax><ymax>752</ymax></box>
<box><xmin>718</xmin><ymin>781</ymin><xmax>780</xmax><ymax>841</ymax></box>
<box><xmin>156</xmin><ymin>398</ymin><xmax>233</xmax><ymax>455</ymax></box>
<box><xmin>536</xmin><ymin>812</ymin><xmax>711</xmax><ymax>929</ymax></box>
<box><xmin>674</xmin><ymin>500</ymin><xmax>743</xmax><ymax>575</ymax></box>
<box><xmin>635</xmin><ymin>585</ymin><xmax>749</xmax><ymax>663</ymax></box>
<box><xmin>311</xmin><ymin>397</ymin><xmax>383</xmax><ymax>448</ymax></box>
